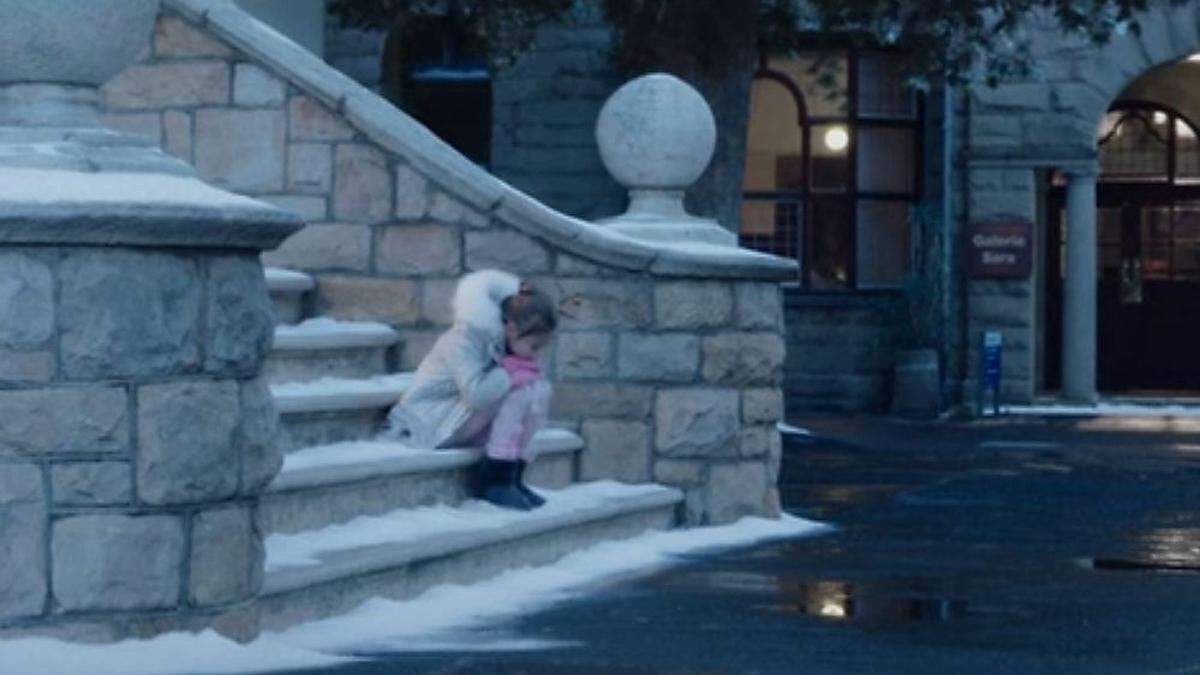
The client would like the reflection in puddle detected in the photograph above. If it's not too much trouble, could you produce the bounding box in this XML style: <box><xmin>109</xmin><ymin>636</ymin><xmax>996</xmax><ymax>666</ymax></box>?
<box><xmin>657</xmin><ymin>571</ymin><xmax>971</xmax><ymax>625</ymax></box>
<box><xmin>1091</xmin><ymin>528</ymin><xmax>1200</xmax><ymax>572</ymax></box>
<box><xmin>760</xmin><ymin>580</ymin><xmax>968</xmax><ymax>625</ymax></box>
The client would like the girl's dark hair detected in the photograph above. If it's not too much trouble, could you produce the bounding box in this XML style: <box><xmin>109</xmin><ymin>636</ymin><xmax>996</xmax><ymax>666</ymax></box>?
<box><xmin>501</xmin><ymin>281</ymin><xmax>557</xmax><ymax>337</ymax></box>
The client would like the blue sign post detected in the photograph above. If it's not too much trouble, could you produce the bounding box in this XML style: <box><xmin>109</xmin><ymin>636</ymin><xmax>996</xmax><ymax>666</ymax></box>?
<box><xmin>978</xmin><ymin>330</ymin><xmax>1003</xmax><ymax>417</ymax></box>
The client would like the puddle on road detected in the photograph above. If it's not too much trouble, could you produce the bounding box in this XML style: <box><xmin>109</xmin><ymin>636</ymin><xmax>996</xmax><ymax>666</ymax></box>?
<box><xmin>1086</xmin><ymin>527</ymin><xmax>1200</xmax><ymax>572</ymax></box>
<box><xmin>755</xmin><ymin>580</ymin><xmax>970</xmax><ymax>625</ymax></box>
<box><xmin>653</xmin><ymin>571</ymin><xmax>986</xmax><ymax>626</ymax></box>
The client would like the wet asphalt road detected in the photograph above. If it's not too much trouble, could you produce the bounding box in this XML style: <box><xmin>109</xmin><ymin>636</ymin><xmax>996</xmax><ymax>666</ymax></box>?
<box><xmin>286</xmin><ymin>415</ymin><xmax>1200</xmax><ymax>674</ymax></box>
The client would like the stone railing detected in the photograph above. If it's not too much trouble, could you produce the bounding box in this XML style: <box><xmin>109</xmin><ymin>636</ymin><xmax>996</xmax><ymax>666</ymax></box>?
<box><xmin>102</xmin><ymin>0</ymin><xmax>797</xmax><ymax>524</ymax></box>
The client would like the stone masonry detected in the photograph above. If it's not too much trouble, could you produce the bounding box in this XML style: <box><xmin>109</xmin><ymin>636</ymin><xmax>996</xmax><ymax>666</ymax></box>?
<box><xmin>101</xmin><ymin>1</ymin><xmax>793</xmax><ymax>525</ymax></box>
<box><xmin>0</xmin><ymin>0</ymin><xmax>301</xmax><ymax>640</ymax></box>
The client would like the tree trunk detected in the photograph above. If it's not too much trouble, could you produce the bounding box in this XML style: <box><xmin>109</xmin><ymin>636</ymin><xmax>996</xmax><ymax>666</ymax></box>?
<box><xmin>607</xmin><ymin>0</ymin><xmax>761</xmax><ymax>234</ymax></box>
<box><xmin>683</xmin><ymin>57</ymin><xmax>756</xmax><ymax>233</ymax></box>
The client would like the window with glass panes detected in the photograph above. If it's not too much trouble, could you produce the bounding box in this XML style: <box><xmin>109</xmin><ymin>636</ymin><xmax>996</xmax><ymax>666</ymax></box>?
<box><xmin>1050</xmin><ymin>102</ymin><xmax>1200</xmax><ymax>283</ymax></box>
<box><xmin>740</xmin><ymin>50</ymin><xmax>922</xmax><ymax>290</ymax></box>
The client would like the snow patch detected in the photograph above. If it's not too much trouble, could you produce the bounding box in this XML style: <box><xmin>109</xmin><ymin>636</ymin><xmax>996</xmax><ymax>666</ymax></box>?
<box><xmin>0</xmin><ymin>515</ymin><xmax>829</xmax><ymax>672</ymax></box>
<box><xmin>265</xmin><ymin>481</ymin><xmax>670</xmax><ymax>571</ymax></box>
<box><xmin>1004</xmin><ymin>402</ymin><xmax>1200</xmax><ymax>418</ymax></box>
<box><xmin>777</xmin><ymin>422</ymin><xmax>811</xmax><ymax>437</ymax></box>
<box><xmin>281</xmin><ymin>440</ymin><xmax>457</xmax><ymax>474</ymax></box>
<box><xmin>270</xmin><ymin>373</ymin><xmax>414</xmax><ymax>400</ymax></box>
<box><xmin>264</xmin><ymin>268</ymin><xmax>314</xmax><ymax>292</ymax></box>
<box><xmin>274</xmin><ymin>513</ymin><xmax>831</xmax><ymax>654</ymax></box>
<box><xmin>0</xmin><ymin>167</ymin><xmax>272</xmax><ymax>210</ymax></box>
<box><xmin>0</xmin><ymin>630</ymin><xmax>351</xmax><ymax>675</ymax></box>
<box><xmin>273</xmin><ymin>318</ymin><xmax>399</xmax><ymax>350</ymax></box>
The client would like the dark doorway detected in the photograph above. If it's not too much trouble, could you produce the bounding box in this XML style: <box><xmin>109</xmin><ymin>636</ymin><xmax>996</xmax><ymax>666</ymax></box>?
<box><xmin>1044</xmin><ymin>103</ymin><xmax>1200</xmax><ymax>393</ymax></box>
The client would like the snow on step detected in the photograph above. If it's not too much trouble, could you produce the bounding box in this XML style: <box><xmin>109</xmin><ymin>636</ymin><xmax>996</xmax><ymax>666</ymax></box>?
<box><xmin>273</xmin><ymin>318</ymin><xmax>399</xmax><ymax>351</ymax></box>
<box><xmin>265</xmin><ymin>267</ymin><xmax>314</xmax><ymax>325</ymax></box>
<box><xmin>259</xmin><ymin>432</ymin><xmax>585</xmax><ymax>534</ymax></box>
<box><xmin>266</xmin><ymin>319</ymin><xmax>402</xmax><ymax>384</ymax></box>
<box><xmin>265</xmin><ymin>267</ymin><xmax>315</xmax><ymax>293</ymax></box>
<box><xmin>257</xmin><ymin>481</ymin><xmax>682</xmax><ymax>630</ymax></box>
<box><xmin>271</xmin><ymin>374</ymin><xmax>413</xmax><ymax>414</ymax></box>
<box><xmin>277</xmin><ymin>430</ymin><xmax>582</xmax><ymax>480</ymax></box>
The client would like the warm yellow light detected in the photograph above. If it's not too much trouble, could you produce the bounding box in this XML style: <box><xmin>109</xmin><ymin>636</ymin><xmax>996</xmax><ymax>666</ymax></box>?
<box><xmin>819</xmin><ymin>601</ymin><xmax>847</xmax><ymax>618</ymax></box>
<box><xmin>1188</xmin><ymin>53</ymin><xmax>1200</xmax><ymax>62</ymax></box>
<box><xmin>824</xmin><ymin>126</ymin><xmax>849</xmax><ymax>152</ymax></box>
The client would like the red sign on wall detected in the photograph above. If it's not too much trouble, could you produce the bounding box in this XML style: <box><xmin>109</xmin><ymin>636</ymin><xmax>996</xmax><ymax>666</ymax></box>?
<box><xmin>968</xmin><ymin>221</ymin><xmax>1033</xmax><ymax>279</ymax></box>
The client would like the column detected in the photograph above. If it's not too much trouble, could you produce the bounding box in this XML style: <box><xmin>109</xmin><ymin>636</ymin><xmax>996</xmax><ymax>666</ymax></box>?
<box><xmin>1062</xmin><ymin>167</ymin><xmax>1099</xmax><ymax>403</ymax></box>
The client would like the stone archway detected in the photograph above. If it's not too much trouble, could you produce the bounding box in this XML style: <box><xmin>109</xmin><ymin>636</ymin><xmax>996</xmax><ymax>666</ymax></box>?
<box><xmin>965</xmin><ymin>3</ymin><xmax>1200</xmax><ymax>404</ymax></box>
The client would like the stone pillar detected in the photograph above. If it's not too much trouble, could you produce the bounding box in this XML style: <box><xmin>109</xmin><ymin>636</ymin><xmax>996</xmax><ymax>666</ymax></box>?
<box><xmin>594</xmin><ymin>74</ymin><xmax>736</xmax><ymax>246</ymax></box>
<box><xmin>0</xmin><ymin>0</ymin><xmax>302</xmax><ymax>641</ymax></box>
<box><xmin>1062</xmin><ymin>167</ymin><xmax>1099</xmax><ymax>403</ymax></box>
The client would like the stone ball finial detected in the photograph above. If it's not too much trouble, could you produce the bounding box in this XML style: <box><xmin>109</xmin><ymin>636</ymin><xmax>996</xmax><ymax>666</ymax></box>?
<box><xmin>596</xmin><ymin>73</ymin><xmax>717</xmax><ymax>190</ymax></box>
<box><xmin>0</xmin><ymin>0</ymin><xmax>160</xmax><ymax>86</ymax></box>
<box><xmin>594</xmin><ymin>73</ymin><xmax>734</xmax><ymax>247</ymax></box>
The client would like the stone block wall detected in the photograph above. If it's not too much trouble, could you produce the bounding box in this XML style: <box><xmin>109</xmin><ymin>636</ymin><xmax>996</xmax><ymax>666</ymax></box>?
<box><xmin>782</xmin><ymin>295</ymin><xmax>893</xmax><ymax>414</ymax></box>
<box><xmin>960</xmin><ymin>165</ymin><xmax>1039</xmax><ymax>404</ymax></box>
<box><xmin>0</xmin><ymin>248</ymin><xmax>279</xmax><ymax>639</ymax></box>
<box><xmin>102</xmin><ymin>5</ymin><xmax>789</xmax><ymax>525</ymax></box>
<box><xmin>544</xmin><ymin>275</ymin><xmax>787</xmax><ymax>522</ymax></box>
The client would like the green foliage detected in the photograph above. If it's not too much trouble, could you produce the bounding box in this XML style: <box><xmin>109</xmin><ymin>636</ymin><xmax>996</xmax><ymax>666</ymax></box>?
<box><xmin>330</xmin><ymin>0</ymin><xmax>1185</xmax><ymax>87</ymax></box>
<box><xmin>797</xmin><ymin>0</ymin><xmax>1183</xmax><ymax>88</ymax></box>
<box><xmin>328</xmin><ymin>0</ymin><xmax>573</xmax><ymax>71</ymax></box>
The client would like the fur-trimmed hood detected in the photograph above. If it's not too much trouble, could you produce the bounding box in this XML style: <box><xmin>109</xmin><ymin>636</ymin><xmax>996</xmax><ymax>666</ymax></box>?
<box><xmin>452</xmin><ymin>269</ymin><xmax>521</xmax><ymax>339</ymax></box>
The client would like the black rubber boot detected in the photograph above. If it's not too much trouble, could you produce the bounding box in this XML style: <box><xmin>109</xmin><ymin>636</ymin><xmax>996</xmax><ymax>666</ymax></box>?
<box><xmin>515</xmin><ymin>460</ymin><xmax>546</xmax><ymax>508</ymax></box>
<box><xmin>478</xmin><ymin>457</ymin><xmax>533</xmax><ymax>511</ymax></box>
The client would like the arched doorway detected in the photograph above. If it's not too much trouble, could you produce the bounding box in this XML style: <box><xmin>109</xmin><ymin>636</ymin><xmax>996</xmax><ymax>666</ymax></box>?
<box><xmin>1045</xmin><ymin>102</ymin><xmax>1200</xmax><ymax>393</ymax></box>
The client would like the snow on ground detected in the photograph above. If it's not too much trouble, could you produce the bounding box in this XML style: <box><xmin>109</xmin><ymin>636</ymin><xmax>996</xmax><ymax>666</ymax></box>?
<box><xmin>266</xmin><ymin>482</ymin><xmax>671</xmax><ymax>571</ymax></box>
<box><xmin>0</xmin><ymin>630</ymin><xmax>352</xmax><ymax>675</ymax></box>
<box><xmin>274</xmin><ymin>512</ymin><xmax>831</xmax><ymax>654</ymax></box>
<box><xmin>1004</xmin><ymin>402</ymin><xmax>1200</xmax><ymax>417</ymax></box>
<box><xmin>0</xmin><ymin>514</ymin><xmax>830</xmax><ymax>675</ymax></box>
<box><xmin>777</xmin><ymin>422</ymin><xmax>812</xmax><ymax>436</ymax></box>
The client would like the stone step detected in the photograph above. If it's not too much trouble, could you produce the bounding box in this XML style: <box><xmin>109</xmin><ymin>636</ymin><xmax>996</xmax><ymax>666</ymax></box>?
<box><xmin>257</xmin><ymin>481</ymin><xmax>683</xmax><ymax>631</ymax></box>
<box><xmin>265</xmin><ymin>267</ymin><xmax>315</xmax><ymax>325</ymax></box>
<box><xmin>266</xmin><ymin>319</ymin><xmax>401</xmax><ymax>384</ymax></box>
<box><xmin>270</xmin><ymin>374</ymin><xmax>413</xmax><ymax>453</ymax></box>
<box><xmin>258</xmin><ymin>429</ymin><xmax>585</xmax><ymax>534</ymax></box>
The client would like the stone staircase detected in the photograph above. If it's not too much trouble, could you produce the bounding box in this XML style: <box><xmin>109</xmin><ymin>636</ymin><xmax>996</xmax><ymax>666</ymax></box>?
<box><xmin>257</xmin><ymin>267</ymin><xmax>684</xmax><ymax>631</ymax></box>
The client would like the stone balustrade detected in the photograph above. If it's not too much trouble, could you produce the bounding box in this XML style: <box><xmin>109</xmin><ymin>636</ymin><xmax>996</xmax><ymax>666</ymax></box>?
<box><xmin>95</xmin><ymin>0</ymin><xmax>796</xmax><ymax>526</ymax></box>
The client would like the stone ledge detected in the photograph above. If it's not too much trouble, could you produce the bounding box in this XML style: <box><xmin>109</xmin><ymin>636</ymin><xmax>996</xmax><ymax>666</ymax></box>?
<box><xmin>165</xmin><ymin>0</ymin><xmax>796</xmax><ymax>280</ymax></box>
<box><xmin>0</xmin><ymin>202</ymin><xmax>300</xmax><ymax>250</ymax></box>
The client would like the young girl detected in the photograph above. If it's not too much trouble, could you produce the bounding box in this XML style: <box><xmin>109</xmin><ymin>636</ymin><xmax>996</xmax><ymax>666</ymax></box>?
<box><xmin>384</xmin><ymin>269</ymin><xmax>557</xmax><ymax>510</ymax></box>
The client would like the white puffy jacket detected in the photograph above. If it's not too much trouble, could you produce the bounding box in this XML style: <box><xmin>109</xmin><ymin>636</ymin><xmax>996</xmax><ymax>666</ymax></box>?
<box><xmin>383</xmin><ymin>270</ymin><xmax>519</xmax><ymax>448</ymax></box>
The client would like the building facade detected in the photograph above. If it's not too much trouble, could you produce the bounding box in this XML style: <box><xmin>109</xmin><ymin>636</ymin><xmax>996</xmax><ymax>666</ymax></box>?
<box><xmin>311</xmin><ymin>2</ymin><xmax>1200</xmax><ymax>411</ymax></box>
